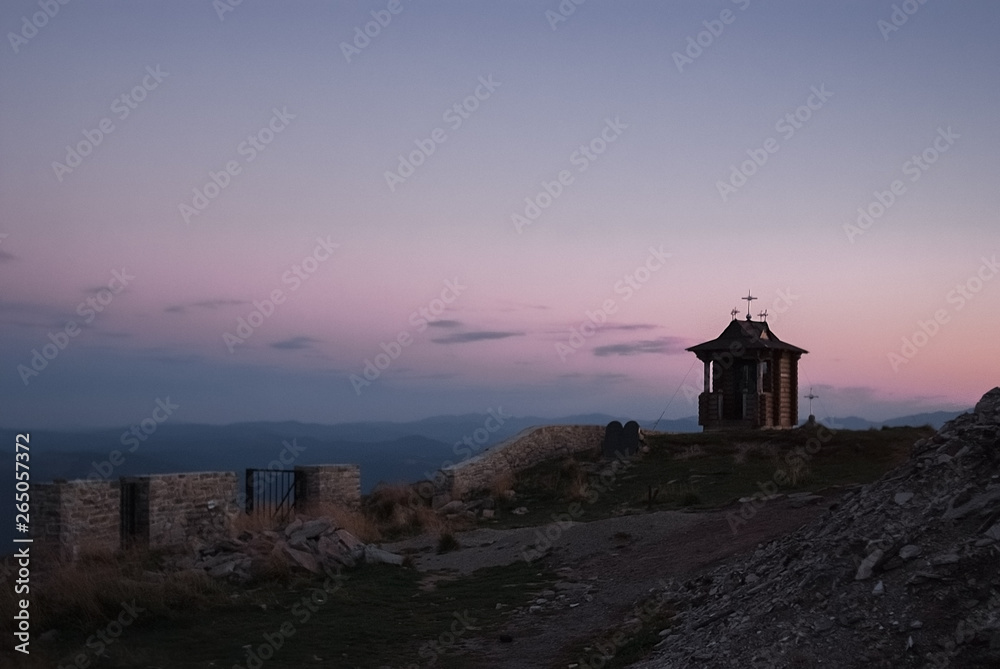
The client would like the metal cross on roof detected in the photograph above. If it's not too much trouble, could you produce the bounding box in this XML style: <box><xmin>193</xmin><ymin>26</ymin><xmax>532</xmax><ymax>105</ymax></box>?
<box><xmin>805</xmin><ymin>387</ymin><xmax>819</xmax><ymax>415</ymax></box>
<box><xmin>742</xmin><ymin>290</ymin><xmax>757</xmax><ymax>320</ymax></box>
<box><xmin>730</xmin><ymin>307</ymin><xmax>740</xmax><ymax>320</ymax></box>
<box><xmin>758</xmin><ymin>309</ymin><xmax>768</xmax><ymax>322</ymax></box>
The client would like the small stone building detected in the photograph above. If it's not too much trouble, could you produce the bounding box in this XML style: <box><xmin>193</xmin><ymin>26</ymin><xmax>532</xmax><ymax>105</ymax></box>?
<box><xmin>687</xmin><ymin>314</ymin><xmax>807</xmax><ymax>430</ymax></box>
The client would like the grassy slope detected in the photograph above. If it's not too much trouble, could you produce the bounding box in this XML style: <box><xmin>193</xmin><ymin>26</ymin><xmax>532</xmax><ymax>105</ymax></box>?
<box><xmin>492</xmin><ymin>425</ymin><xmax>933</xmax><ymax>529</ymax></box>
<box><xmin>2</xmin><ymin>425</ymin><xmax>933</xmax><ymax>668</ymax></box>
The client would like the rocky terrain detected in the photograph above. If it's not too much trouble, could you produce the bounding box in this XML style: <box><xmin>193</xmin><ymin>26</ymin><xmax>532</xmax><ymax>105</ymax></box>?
<box><xmin>629</xmin><ymin>387</ymin><xmax>1000</xmax><ymax>669</ymax></box>
<box><xmin>173</xmin><ymin>516</ymin><xmax>404</xmax><ymax>582</ymax></box>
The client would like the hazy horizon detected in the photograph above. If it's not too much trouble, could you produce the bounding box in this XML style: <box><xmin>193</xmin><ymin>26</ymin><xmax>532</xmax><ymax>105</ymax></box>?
<box><xmin>2</xmin><ymin>1</ymin><xmax>997</xmax><ymax>431</ymax></box>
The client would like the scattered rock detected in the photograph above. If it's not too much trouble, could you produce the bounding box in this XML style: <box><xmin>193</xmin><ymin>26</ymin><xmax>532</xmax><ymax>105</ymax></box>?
<box><xmin>855</xmin><ymin>548</ymin><xmax>883</xmax><ymax>580</ymax></box>
<box><xmin>437</xmin><ymin>500</ymin><xmax>465</xmax><ymax>516</ymax></box>
<box><xmin>174</xmin><ymin>515</ymin><xmax>402</xmax><ymax>581</ymax></box>
<box><xmin>630</xmin><ymin>387</ymin><xmax>1000</xmax><ymax>669</ymax></box>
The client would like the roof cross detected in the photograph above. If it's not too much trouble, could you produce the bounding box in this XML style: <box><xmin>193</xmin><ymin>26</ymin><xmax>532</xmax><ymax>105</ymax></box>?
<box><xmin>758</xmin><ymin>309</ymin><xmax>768</xmax><ymax>322</ymax></box>
<box><xmin>805</xmin><ymin>387</ymin><xmax>819</xmax><ymax>415</ymax></box>
<box><xmin>742</xmin><ymin>290</ymin><xmax>757</xmax><ymax>320</ymax></box>
<box><xmin>730</xmin><ymin>307</ymin><xmax>740</xmax><ymax>321</ymax></box>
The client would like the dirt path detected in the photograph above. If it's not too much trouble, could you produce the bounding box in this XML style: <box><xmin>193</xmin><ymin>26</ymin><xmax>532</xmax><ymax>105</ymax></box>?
<box><xmin>388</xmin><ymin>495</ymin><xmax>839</xmax><ymax>669</ymax></box>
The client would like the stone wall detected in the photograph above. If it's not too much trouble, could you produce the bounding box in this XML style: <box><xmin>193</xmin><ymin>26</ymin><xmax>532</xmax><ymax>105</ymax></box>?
<box><xmin>296</xmin><ymin>464</ymin><xmax>362</xmax><ymax>510</ymax></box>
<box><xmin>124</xmin><ymin>472</ymin><xmax>238</xmax><ymax>551</ymax></box>
<box><xmin>32</xmin><ymin>465</ymin><xmax>365</xmax><ymax>561</ymax></box>
<box><xmin>441</xmin><ymin>425</ymin><xmax>604</xmax><ymax>499</ymax></box>
<box><xmin>32</xmin><ymin>479</ymin><xmax>120</xmax><ymax>560</ymax></box>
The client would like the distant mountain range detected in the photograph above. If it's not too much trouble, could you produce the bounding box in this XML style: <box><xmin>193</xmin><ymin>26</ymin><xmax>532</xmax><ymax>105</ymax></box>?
<box><xmin>0</xmin><ymin>408</ymin><xmax>970</xmax><ymax>547</ymax></box>
<box><xmin>1</xmin><ymin>408</ymin><xmax>966</xmax><ymax>490</ymax></box>
<box><xmin>809</xmin><ymin>410</ymin><xmax>967</xmax><ymax>431</ymax></box>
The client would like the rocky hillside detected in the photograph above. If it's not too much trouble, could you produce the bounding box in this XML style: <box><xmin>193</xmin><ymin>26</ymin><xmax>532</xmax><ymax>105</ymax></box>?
<box><xmin>632</xmin><ymin>387</ymin><xmax>1000</xmax><ymax>669</ymax></box>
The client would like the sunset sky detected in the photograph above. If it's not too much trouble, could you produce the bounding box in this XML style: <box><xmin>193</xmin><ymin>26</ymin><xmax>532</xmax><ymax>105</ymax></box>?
<box><xmin>2</xmin><ymin>0</ymin><xmax>998</xmax><ymax>429</ymax></box>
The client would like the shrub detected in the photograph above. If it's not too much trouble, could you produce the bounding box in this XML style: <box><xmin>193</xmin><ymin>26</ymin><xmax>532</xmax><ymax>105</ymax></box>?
<box><xmin>678</xmin><ymin>491</ymin><xmax>702</xmax><ymax>507</ymax></box>
<box><xmin>437</xmin><ymin>532</ymin><xmax>460</xmax><ymax>554</ymax></box>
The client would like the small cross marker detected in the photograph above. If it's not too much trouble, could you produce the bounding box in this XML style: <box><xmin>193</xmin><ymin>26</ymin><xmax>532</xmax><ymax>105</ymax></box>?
<box><xmin>741</xmin><ymin>290</ymin><xmax>757</xmax><ymax>320</ymax></box>
<box><xmin>805</xmin><ymin>387</ymin><xmax>819</xmax><ymax>415</ymax></box>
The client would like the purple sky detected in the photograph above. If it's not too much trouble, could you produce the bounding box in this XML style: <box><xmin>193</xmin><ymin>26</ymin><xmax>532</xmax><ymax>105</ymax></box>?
<box><xmin>2</xmin><ymin>0</ymin><xmax>998</xmax><ymax>429</ymax></box>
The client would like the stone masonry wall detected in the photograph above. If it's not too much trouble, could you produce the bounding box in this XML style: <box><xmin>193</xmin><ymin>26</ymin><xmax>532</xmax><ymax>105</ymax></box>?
<box><xmin>442</xmin><ymin>425</ymin><xmax>604</xmax><ymax>499</ymax></box>
<box><xmin>296</xmin><ymin>464</ymin><xmax>362</xmax><ymax>510</ymax></box>
<box><xmin>136</xmin><ymin>472</ymin><xmax>238</xmax><ymax>550</ymax></box>
<box><xmin>32</xmin><ymin>479</ymin><xmax>120</xmax><ymax>560</ymax></box>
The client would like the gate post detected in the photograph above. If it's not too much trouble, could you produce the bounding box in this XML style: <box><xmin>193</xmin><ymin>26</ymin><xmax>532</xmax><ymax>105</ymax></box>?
<box><xmin>245</xmin><ymin>469</ymin><xmax>254</xmax><ymax>514</ymax></box>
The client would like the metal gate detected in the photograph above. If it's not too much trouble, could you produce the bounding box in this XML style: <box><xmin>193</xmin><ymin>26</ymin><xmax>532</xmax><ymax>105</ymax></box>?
<box><xmin>245</xmin><ymin>469</ymin><xmax>299</xmax><ymax>519</ymax></box>
<box><xmin>120</xmin><ymin>480</ymin><xmax>141</xmax><ymax>545</ymax></box>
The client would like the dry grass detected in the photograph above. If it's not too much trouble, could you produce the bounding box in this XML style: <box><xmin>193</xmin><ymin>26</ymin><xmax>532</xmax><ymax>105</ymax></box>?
<box><xmin>1</xmin><ymin>548</ymin><xmax>230</xmax><ymax>634</ymax></box>
<box><xmin>674</xmin><ymin>444</ymin><xmax>706</xmax><ymax>460</ymax></box>
<box><xmin>489</xmin><ymin>469</ymin><xmax>516</xmax><ymax>500</ymax></box>
<box><xmin>732</xmin><ymin>441</ymin><xmax>779</xmax><ymax>465</ymax></box>
<box><xmin>232</xmin><ymin>509</ymin><xmax>284</xmax><ymax>534</ymax></box>
<box><xmin>364</xmin><ymin>482</ymin><xmax>452</xmax><ymax>538</ymax></box>
<box><xmin>560</xmin><ymin>459</ymin><xmax>590</xmax><ymax>501</ymax></box>
<box><xmin>436</xmin><ymin>531</ymin><xmax>460</xmax><ymax>554</ymax></box>
<box><xmin>299</xmin><ymin>501</ymin><xmax>383</xmax><ymax>543</ymax></box>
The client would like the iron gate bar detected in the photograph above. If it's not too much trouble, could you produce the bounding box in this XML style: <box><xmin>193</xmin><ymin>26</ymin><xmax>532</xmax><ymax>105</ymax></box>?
<box><xmin>244</xmin><ymin>468</ymin><xmax>297</xmax><ymax>519</ymax></box>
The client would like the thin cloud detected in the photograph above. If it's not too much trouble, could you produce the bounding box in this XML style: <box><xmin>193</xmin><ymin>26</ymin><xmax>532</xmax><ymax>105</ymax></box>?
<box><xmin>428</xmin><ymin>319</ymin><xmax>463</xmax><ymax>328</ymax></box>
<box><xmin>431</xmin><ymin>331</ymin><xmax>524</xmax><ymax>344</ymax></box>
<box><xmin>593</xmin><ymin>336</ymin><xmax>687</xmax><ymax>357</ymax></box>
<box><xmin>602</xmin><ymin>323</ymin><xmax>658</xmax><ymax>332</ymax></box>
<box><xmin>0</xmin><ymin>300</ymin><xmax>74</xmax><ymax>329</ymax></box>
<box><xmin>271</xmin><ymin>336</ymin><xmax>321</xmax><ymax>350</ymax></box>
<box><xmin>165</xmin><ymin>298</ymin><xmax>247</xmax><ymax>314</ymax></box>
<box><xmin>0</xmin><ymin>250</ymin><xmax>17</xmax><ymax>262</ymax></box>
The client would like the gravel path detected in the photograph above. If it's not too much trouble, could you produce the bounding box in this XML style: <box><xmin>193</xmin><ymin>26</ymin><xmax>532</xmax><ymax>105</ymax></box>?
<box><xmin>383</xmin><ymin>510</ymin><xmax>703</xmax><ymax>575</ymax></box>
<box><xmin>384</xmin><ymin>498</ymin><xmax>836</xmax><ymax>668</ymax></box>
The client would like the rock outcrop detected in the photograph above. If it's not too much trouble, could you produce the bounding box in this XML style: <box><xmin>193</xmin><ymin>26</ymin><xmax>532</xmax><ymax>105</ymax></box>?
<box><xmin>633</xmin><ymin>387</ymin><xmax>1000</xmax><ymax>669</ymax></box>
<box><xmin>174</xmin><ymin>515</ymin><xmax>404</xmax><ymax>582</ymax></box>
